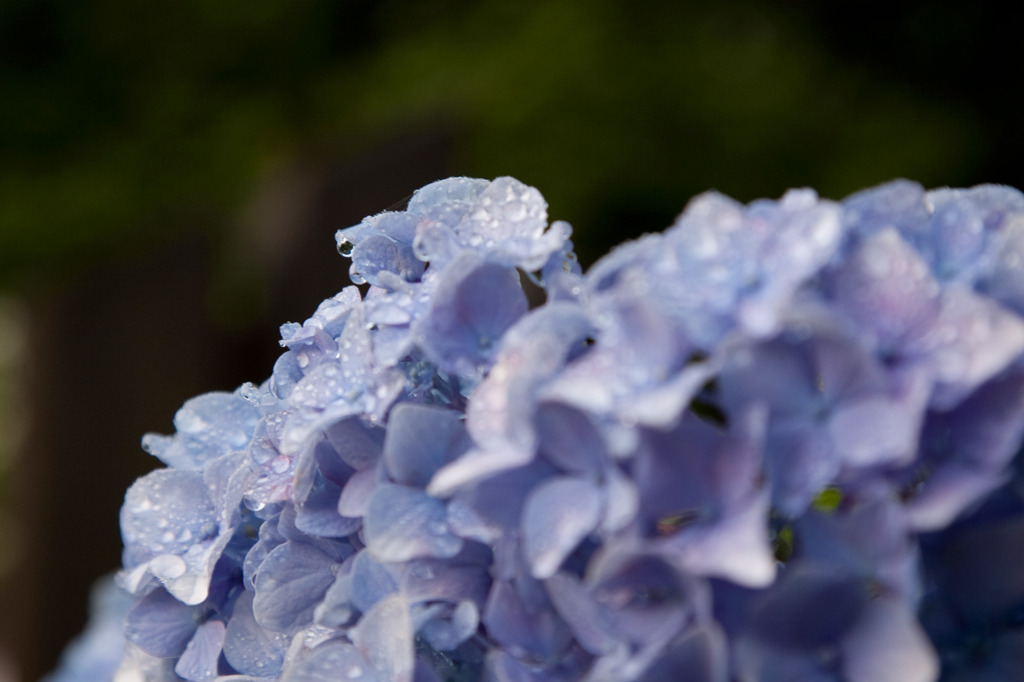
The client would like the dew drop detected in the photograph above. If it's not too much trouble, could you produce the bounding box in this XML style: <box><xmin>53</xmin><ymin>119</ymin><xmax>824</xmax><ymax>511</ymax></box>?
<box><xmin>297</xmin><ymin>352</ymin><xmax>310</xmax><ymax>368</ymax></box>
<box><xmin>337</xmin><ymin>239</ymin><xmax>355</xmax><ymax>257</ymax></box>
<box><xmin>503</xmin><ymin>200</ymin><xmax>526</xmax><ymax>221</ymax></box>
<box><xmin>239</xmin><ymin>382</ymin><xmax>261</xmax><ymax>405</ymax></box>
<box><xmin>413</xmin><ymin>235</ymin><xmax>430</xmax><ymax>261</ymax></box>
<box><xmin>346</xmin><ymin>665</ymin><xmax>363</xmax><ymax>679</ymax></box>
<box><xmin>150</xmin><ymin>554</ymin><xmax>187</xmax><ymax>580</ymax></box>
<box><xmin>270</xmin><ymin>454</ymin><xmax>290</xmax><ymax>474</ymax></box>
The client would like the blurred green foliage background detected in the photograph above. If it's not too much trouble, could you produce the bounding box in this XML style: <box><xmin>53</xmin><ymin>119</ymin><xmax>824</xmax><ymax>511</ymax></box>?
<box><xmin>1</xmin><ymin>0</ymin><xmax>1015</xmax><ymax>290</ymax></box>
<box><xmin>1</xmin><ymin>0</ymin><xmax>1020</xmax><ymax>679</ymax></box>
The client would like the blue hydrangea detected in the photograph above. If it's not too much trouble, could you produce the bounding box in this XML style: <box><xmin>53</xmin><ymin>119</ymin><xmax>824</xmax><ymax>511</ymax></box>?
<box><xmin>48</xmin><ymin>176</ymin><xmax>1024</xmax><ymax>682</ymax></box>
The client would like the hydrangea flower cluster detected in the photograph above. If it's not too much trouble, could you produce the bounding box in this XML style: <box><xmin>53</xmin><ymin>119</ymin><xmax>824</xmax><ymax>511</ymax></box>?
<box><xmin>49</xmin><ymin>177</ymin><xmax>1024</xmax><ymax>681</ymax></box>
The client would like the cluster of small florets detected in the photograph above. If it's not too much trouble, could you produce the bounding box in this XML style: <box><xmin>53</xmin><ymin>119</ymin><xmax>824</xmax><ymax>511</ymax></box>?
<box><xmin>50</xmin><ymin>177</ymin><xmax>1024</xmax><ymax>681</ymax></box>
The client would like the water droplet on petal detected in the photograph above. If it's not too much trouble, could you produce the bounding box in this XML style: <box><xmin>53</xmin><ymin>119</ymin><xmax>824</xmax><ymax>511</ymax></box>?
<box><xmin>337</xmin><ymin>239</ymin><xmax>355</xmax><ymax>257</ymax></box>
<box><xmin>150</xmin><ymin>554</ymin><xmax>187</xmax><ymax>579</ymax></box>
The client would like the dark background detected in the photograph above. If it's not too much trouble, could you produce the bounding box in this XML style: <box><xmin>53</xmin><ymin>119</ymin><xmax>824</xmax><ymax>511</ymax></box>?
<box><xmin>0</xmin><ymin>0</ymin><xmax>1021</xmax><ymax>679</ymax></box>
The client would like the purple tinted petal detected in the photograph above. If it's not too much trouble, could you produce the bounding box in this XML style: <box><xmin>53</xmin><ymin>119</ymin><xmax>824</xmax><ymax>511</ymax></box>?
<box><xmin>927</xmin><ymin>368</ymin><xmax>1024</xmax><ymax>471</ymax></box>
<box><xmin>663</xmin><ymin>490</ymin><xmax>776</xmax><ymax>588</ymax></box>
<box><xmin>830</xmin><ymin>228</ymin><xmax>940</xmax><ymax>354</ymax></box>
<box><xmin>905</xmin><ymin>463</ymin><xmax>1008</xmax><ymax>531</ymax></box>
<box><xmin>351</xmin><ymin>234</ymin><xmax>424</xmax><ymax>287</ymax></box>
<box><xmin>455</xmin><ymin>176</ymin><xmax>564</xmax><ymax>271</ymax></box>
<box><xmin>426</xmin><ymin>444</ymin><xmax>534</xmax><ymax>498</ymax></box>
<box><xmin>463</xmin><ymin>303</ymin><xmax>592</xmax><ymax>457</ymax></box>
<box><xmin>750</xmin><ymin>563</ymin><xmax>868</xmax><ymax>652</ymax></box>
<box><xmin>522</xmin><ymin>476</ymin><xmax>603</xmax><ymax>579</ymax></box>
<box><xmin>637</xmin><ymin>624</ymin><xmax>728</xmax><ymax>682</ymax></box>
<box><xmin>446</xmin><ymin>459</ymin><xmax>555</xmax><ymax>540</ymax></box>
<box><xmin>383</xmin><ymin>403</ymin><xmax>468</xmax><ymax>487</ymax></box>
<box><xmin>313</xmin><ymin>575</ymin><xmax>355</xmax><ymax>629</ymax></box>
<box><xmin>544</xmin><ymin>572</ymin><xmax>618</xmax><ymax>655</ymax></box>
<box><xmin>765</xmin><ymin>421</ymin><xmax>839</xmax><ymax>516</ymax></box>
<box><xmin>419</xmin><ymin>600</ymin><xmax>479</xmax><ymax>651</ymax></box>
<box><xmin>841</xmin><ymin>598</ymin><xmax>938</xmax><ymax>682</ymax></box>
<box><xmin>351</xmin><ymin>595</ymin><xmax>415</xmax><ymax>682</ymax></box>
<box><xmin>909</xmin><ymin>286</ymin><xmax>1024</xmax><ymax>408</ymax></box>
<box><xmin>175</xmin><ymin>619</ymin><xmax>226</xmax><ymax>682</ymax></box>
<box><xmin>223</xmin><ymin>591</ymin><xmax>290</xmax><ymax>678</ymax></box>
<box><xmin>323</xmin><ymin>416</ymin><xmax>385</xmax><ymax>471</ymax></box>
<box><xmin>600</xmin><ymin>465</ymin><xmax>639</xmax><ymax>535</ymax></box>
<box><xmin>842</xmin><ymin>179</ymin><xmax>930</xmax><ymax>243</ymax></box>
<box><xmin>252</xmin><ymin>541</ymin><xmax>338</xmax><ymax>633</ymax></box>
<box><xmin>143</xmin><ymin>392</ymin><xmax>260</xmax><ymax>470</ymax></box>
<box><xmin>981</xmin><ymin>214</ymin><xmax>1024</xmax><ymax>316</ymax></box>
<box><xmin>288</xmin><ymin>361</ymin><xmax>353</xmax><ymax>412</ymax></box>
<box><xmin>796</xmin><ymin>485</ymin><xmax>916</xmax><ymax>598</ymax></box>
<box><xmin>588</xmin><ymin>552</ymin><xmax>700</xmax><ymax>647</ymax></box>
<box><xmin>350</xmin><ymin>550</ymin><xmax>400</xmax><ymax>614</ymax></box>
<box><xmin>407</xmin><ymin>177</ymin><xmax>489</xmax><ymax>215</ymax></box>
<box><xmin>242</xmin><ymin>513</ymin><xmax>284</xmax><ymax>590</ymax></box>
<box><xmin>364</xmin><ymin>484</ymin><xmax>463</xmax><ymax>562</ymax></box>
<box><xmin>413</xmin><ymin>253</ymin><xmax>528</xmax><ymax>375</ymax></box>
<box><xmin>734</xmin><ymin>641</ymin><xmax>835</xmax><ymax>682</ymax></box>
<box><xmin>636</xmin><ymin>408</ymin><xmax>765</xmax><ymax>532</ymax></box>
<box><xmin>337</xmin><ymin>465</ymin><xmax>381</xmax><ymax>518</ymax></box>
<box><xmin>827</xmin><ymin>366</ymin><xmax>930</xmax><ymax>467</ymax></box>
<box><xmin>400</xmin><ymin>555</ymin><xmax>491</xmax><ymax>606</ymax></box>
<box><xmin>534</xmin><ymin>401</ymin><xmax>606</xmax><ymax>475</ymax></box>
<box><xmin>121</xmin><ymin>469</ymin><xmax>219</xmax><ymax>559</ymax></box>
<box><xmin>483</xmin><ymin>578</ymin><xmax>573</xmax><ymax>662</ymax></box>
<box><xmin>270</xmin><ymin>350</ymin><xmax>305</xmax><ymax>400</ymax></box>
<box><xmin>123</xmin><ymin>587</ymin><xmax>202</xmax><ymax>658</ymax></box>
<box><xmin>295</xmin><ymin>479</ymin><xmax>360</xmax><ymax>539</ymax></box>
<box><xmin>719</xmin><ymin>337</ymin><xmax>819</xmax><ymax>417</ymax></box>
<box><xmin>282</xmin><ymin>640</ymin><xmax>378</xmax><ymax>682</ymax></box>
<box><xmin>926</xmin><ymin>197</ymin><xmax>987</xmax><ymax>281</ymax></box>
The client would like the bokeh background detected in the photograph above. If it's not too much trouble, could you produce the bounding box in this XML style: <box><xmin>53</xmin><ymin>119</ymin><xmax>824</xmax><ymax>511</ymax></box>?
<box><xmin>0</xmin><ymin>0</ymin><xmax>1021</xmax><ymax>679</ymax></box>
